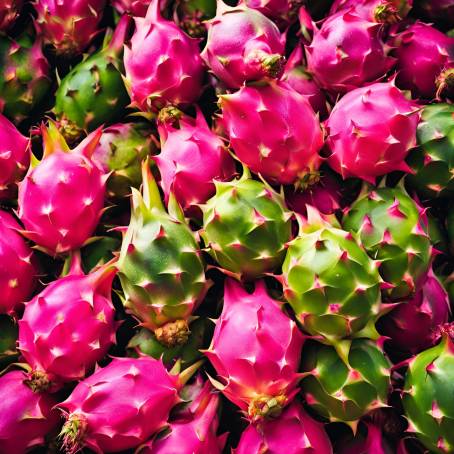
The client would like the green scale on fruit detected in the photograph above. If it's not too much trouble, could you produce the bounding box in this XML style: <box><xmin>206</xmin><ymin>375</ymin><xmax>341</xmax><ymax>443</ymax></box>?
<box><xmin>118</xmin><ymin>160</ymin><xmax>209</xmax><ymax>348</ymax></box>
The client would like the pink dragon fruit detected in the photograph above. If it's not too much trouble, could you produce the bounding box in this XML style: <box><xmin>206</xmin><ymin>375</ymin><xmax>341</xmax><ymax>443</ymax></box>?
<box><xmin>391</xmin><ymin>22</ymin><xmax>454</xmax><ymax>100</ymax></box>
<box><xmin>337</xmin><ymin>422</ymin><xmax>394</xmax><ymax>454</ymax></box>
<box><xmin>57</xmin><ymin>356</ymin><xmax>184</xmax><ymax>453</ymax></box>
<box><xmin>18</xmin><ymin>255</ymin><xmax>118</xmax><ymax>389</ymax></box>
<box><xmin>204</xmin><ymin>279</ymin><xmax>303</xmax><ymax>421</ymax></box>
<box><xmin>325</xmin><ymin>82</ymin><xmax>420</xmax><ymax>183</ymax></box>
<box><xmin>0</xmin><ymin>370</ymin><xmax>59</xmax><ymax>454</ymax></box>
<box><xmin>201</xmin><ymin>0</ymin><xmax>285</xmax><ymax>89</ymax></box>
<box><xmin>219</xmin><ymin>80</ymin><xmax>323</xmax><ymax>185</ymax></box>
<box><xmin>305</xmin><ymin>9</ymin><xmax>395</xmax><ymax>95</ymax></box>
<box><xmin>112</xmin><ymin>0</ymin><xmax>152</xmax><ymax>15</ymax></box>
<box><xmin>17</xmin><ymin>122</ymin><xmax>107</xmax><ymax>255</ymax></box>
<box><xmin>0</xmin><ymin>113</ymin><xmax>30</xmax><ymax>198</ymax></box>
<box><xmin>329</xmin><ymin>0</ymin><xmax>412</xmax><ymax>22</ymax></box>
<box><xmin>280</xmin><ymin>45</ymin><xmax>329</xmax><ymax>120</ymax></box>
<box><xmin>123</xmin><ymin>0</ymin><xmax>204</xmax><ymax>112</ymax></box>
<box><xmin>155</xmin><ymin>108</ymin><xmax>235</xmax><ymax>216</ymax></box>
<box><xmin>0</xmin><ymin>0</ymin><xmax>23</xmax><ymax>30</ymax></box>
<box><xmin>33</xmin><ymin>0</ymin><xmax>106</xmax><ymax>57</ymax></box>
<box><xmin>0</xmin><ymin>210</ymin><xmax>37</xmax><ymax>315</ymax></box>
<box><xmin>234</xmin><ymin>401</ymin><xmax>333</xmax><ymax>454</ymax></box>
<box><xmin>243</xmin><ymin>0</ymin><xmax>301</xmax><ymax>25</ymax></box>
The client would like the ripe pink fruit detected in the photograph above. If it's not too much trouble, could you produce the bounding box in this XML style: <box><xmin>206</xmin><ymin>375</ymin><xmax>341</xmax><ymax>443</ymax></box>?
<box><xmin>124</xmin><ymin>0</ymin><xmax>204</xmax><ymax>112</ymax></box>
<box><xmin>392</xmin><ymin>22</ymin><xmax>454</xmax><ymax>100</ymax></box>
<box><xmin>305</xmin><ymin>10</ymin><xmax>395</xmax><ymax>94</ymax></box>
<box><xmin>243</xmin><ymin>0</ymin><xmax>300</xmax><ymax>24</ymax></box>
<box><xmin>0</xmin><ymin>370</ymin><xmax>59</xmax><ymax>454</ymax></box>
<box><xmin>204</xmin><ymin>279</ymin><xmax>303</xmax><ymax>421</ymax></box>
<box><xmin>0</xmin><ymin>113</ymin><xmax>30</xmax><ymax>198</ymax></box>
<box><xmin>33</xmin><ymin>0</ymin><xmax>105</xmax><ymax>56</ymax></box>
<box><xmin>325</xmin><ymin>82</ymin><xmax>420</xmax><ymax>183</ymax></box>
<box><xmin>112</xmin><ymin>0</ymin><xmax>151</xmax><ymax>15</ymax></box>
<box><xmin>329</xmin><ymin>0</ymin><xmax>412</xmax><ymax>22</ymax></box>
<box><xmin>201</xmin><ymin>0</ymin><xmax>285</xmax><ymax>89</ymax></box>
<box><xmin>337</xmin><ymin>422</ymin><xmax>392</xmax><ymax>454</ymax></box>
<box><xmin>17</xmin><ymin>123</ymin><xmax>107</xmax><ymax>255</ymax></box>
<box><xmin>0</xmin><ymin>211</ymin><xmax>37</xmax><ymax>315</ymax></box>
<box><xmin>219</xmin><ymin>80</ymin><xmax>323</xmax><ymax>185</ymax></box>
<box><xmin>155</xmin><ymin>108</ymin><xmax>235</xmax><ymax>216</ymax></box>
<box><xmin>234</xmin><ymin>401</ymin><xmax>333</xmax><ymax>454</ymax></box>
<box><xmin>57</xmin><ymin>356</ymin><xmax>183</xmax><ymax>453</ymax></box>
<box><xmin>0</xmin><ymin>0</ymin><xmax>23</xmax><ymax>30</ymax></box>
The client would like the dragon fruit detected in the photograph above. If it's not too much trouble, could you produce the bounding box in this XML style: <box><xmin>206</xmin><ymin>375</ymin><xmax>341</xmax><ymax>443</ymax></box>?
<box><xmin>0</xmin><ymin>370</ymin><xmax>59</xmax><ymax>454</ymax></box>
<box><xmin>0</xmin><ymin>113</ymin><xmax>30</xmax><ymax>198</ymax></box>
<box><xmin>0</xmin><ymin>211</ymin><xmax>37</xmax><ymax>315</ymax></box>
<box><xmin>33</xmin><ymin>0</ymin><xmax>106</xmax><ymax>57</ymax></box>
<box><xmin>305</xmin><ymin>10</ymin><xmax>395</xmax><ymax>95</ymax></box>
<box><xmin>155</xmin><ymin>108</ymin><xmax>235</xmax><ymax>217</ymax></box>
<box><xmin>118</xmin><ymin>162</ymin><xmax>208</xmax><ymax>348</ymax></box>
<box><xmin>201</xmin><ymin>1</ymin><xmax>285</xmax><ymax>89</ymax></box>
<box><xmin>123</xmin><ymin>0</ymin><xmax>204</xmax><ymax>112</ymax></box>
<box><xmin>234</xmin><ymin>401</ymin><xmax>333</xmax><ymax>454</ymax></box>
<box><xmin>204</xmin><ymin>279</ymin><xmax>303</xmax><ymax>421</ymax></box>
<box><xmin>57</xmin><ymin>356</ymin><xmax>185</xmax><ymax>453</ymax></box>
<box><xmin>219</xmin><ymin>80</ymin><xmax>323</xmax><ymax>185</ymax></box>
<box><xmin>243</xmin><ymin>0</ymin><xmax>301</xmax><ymax>25</ymax></box>
<box><xmin>391</xmin><ymin>22</ymin><xmax>454</xmax><ymax>100</ymax></box>
<box><xmin>201</xmin><ymin>169</ymin><xmax>292</xmax><ymax>280</ymax></box>
<box><xmin>112</xmin><ymin>0</ymin><xmax>152</xmax><ymax>15</ymax></box>
<box><xmin>402</xmin><ymin>326</ymin><xmax>454</xmax><ymax>453</ymax></box>
<box><xmin>18</xmin><ymin>255</ymin><xmax>117</xmax><ymax>389</ymax></box>
<box><xmin>17</xmin><ymin>123</ymin><xmax>107</xmax><ymax>255</ymax></box>
<box><xmin>282</xmin><ymin>207</ymin><xmax>382</xmax><ymax>342</ymax></box>
<box><xmin>0</xmin><ymin>0</ymin><xmax>23</xmax><ymax>30</ymax></box>
<box><xmin>329</xmin><ymin>0</ymin><xmax>412</xmax><ymax>22</ymax></box>
<box><xmin>325</xmin><ymin>82</ymin><xmax>420</xmax><ymax>183</ymax></box>
<box><xmin>343</xmin><ymin>187</ymin><xmax>432</xmax><ymax>300</ymax></box>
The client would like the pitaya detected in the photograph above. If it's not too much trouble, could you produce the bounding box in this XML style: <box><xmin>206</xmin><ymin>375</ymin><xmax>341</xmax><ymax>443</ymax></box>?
<box><xmin>243</xmin><ymin>0</ymin><xmax>301</xmax><ymax>25</ymax></box>
<box><xmin>118</xmin><ymin>161</ymin><xmax>208</xmax><ymax>348</ymax></box>
<box><xmin>0</xmin><ymin>211</ymin><xmax>37</xmax><ymax>315</ymax></box>
<box><xmin>200</xmin><ymin>169</ymin><xmax>292</xmax><ymax>280</ymax></box>
<box><xmin>204</xmin><ymin>279</ymin><xmax>303</xmax><ymax>421</ymax></box>
<box><xmin>18</xmin><ymin>255</ymin><xmax>117</xmax><ymax>389</ymax></box>
<box><xmin>305</xmin><ymin>10</ymin><xmax>395</xmax><ymax>95</ymax></box>
<box><xmin>436</xmin><ymin>65</ymin><xmax>453</xmax><ymax>101</ymax></box>
<box><xmin>201</xmin><ymin>0</ymin><xmax>285</xmax><ymax>89</ymax></box>
<box><xmin>325</xmin><ymin>82</ymin><xmax>420</xmax><ymax>183</ymax></box>
<box><xmin>33</xmin><ymin>0</ymin><xmax>106</xmax><ymax>57</ymax></box>
<box><xmin>112</xmin><ymin>0</ymin><xmax>152</xmax><ymax>15</ymax></box>
<box><xmin>282</xmin><ymin>207</ymin><xmax>382</xmax><ymax>342</ymax></box>
<box><xmin>343</xmin><ymin>187</ymin><xmax>432</xmax><ymax>300</ymax></box>
<box><xmin>57</xmin><ymin>356</ymin><xmax>185</xmax><ymax>453</ymax></box>
<box><xmin>155</xmin><ymin>108</ymin><xmax>235</xmax><ymax>216</ymax></box>
<box><xmin>391</xmin><ymin>22</ymin><xmax>454</xmax><ymax>100</ymax></box>
<box><xmin>0</xmin><ymin>34</ymin><xmax>51</xmax><ymax>125</ymax></box>
<box><xmin>234</xmin><ymin>401</ymin><xmax>333</xmax><ymax>454</ymax></box>
<box><xmin>17</xmin><ymin>123</ymin><xmax>107</xmax><ymax>255</ymax></box>
<box><xmin>123</xmin><ymin>0</ymin><xmax>204</xmax><ymax>112</ymax></box>
<box><xmin>402</xmin><ymin>326</ymin><xmax>454</xmax><ymax>453</ymax></box>
<box><xmin>0</xmin><ymin>370</ymin><xmax>59</xmax><ymax>454</ymax></box>
<box><xmin>0</xmin><ymin>113</ymin><xmax>30</xmax><ymax>197</ymax></box>
<box><xmin>219</xmin><ymin>81</ymin><xmax>323</xmax><ymax>185</ymax></box>
<box><xmin>415</xmin><ymin>0</ymin><xmax>454</xmax><ymax>28</ymax></box>
<box><xmin>329</xmin><ymin>0</ymin><xmax>412</xmax><ymax>22</ymax></box>
<box><xmin>0</xmin><ymin>0</ymin><xmax>23</xmax><ymax>30</ymax></box>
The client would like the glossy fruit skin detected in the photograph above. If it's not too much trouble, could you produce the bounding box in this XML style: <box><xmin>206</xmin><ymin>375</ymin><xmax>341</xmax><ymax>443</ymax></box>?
<box><xmin>112</xmin><ymin>0</ymin><xmax>151</xmax><ymax>15</ymax></box>
<box><xmin>329</xmin><ymin>0</ymin><xmax>412</xmax><ymax>22</ymax></box>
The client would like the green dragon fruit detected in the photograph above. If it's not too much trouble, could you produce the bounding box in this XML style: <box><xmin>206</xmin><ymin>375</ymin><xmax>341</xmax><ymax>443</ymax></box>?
<box><xmin>300</xmin><ymin>338</ymin><xmax>391</xmax><ymax>424</ymax></box>
<box><xmin>406</xmin><ymin>103</ymin><xmax>454</xmax><ymax>200</ymax></box>
<box><xmin>402</xmin><ymin>326</ymin><xmax>454</xmax><ymax>453</ymax></box>
<box><xmin>343</xmin><ymin>187</ymin><xmax>432</xmax><ymax>301</ymax></box>
<box><xmin>282</xmin><ymin>207</ymin><xmax>382</xmax><ymax>343</ymax></box>
<box><xmin>118</xmin><ymin>160</ymin><xmax>209</xmax><ymax>348</ymax></box>
<box><xmin>200</xmin><ymin>168</ymin><xmax>293</xmax><ymax>281</ymax></box>
<box><xmin>54</xmin><ymin>16</ymin><xmax>130</xmax><ymax>144</ymax></box>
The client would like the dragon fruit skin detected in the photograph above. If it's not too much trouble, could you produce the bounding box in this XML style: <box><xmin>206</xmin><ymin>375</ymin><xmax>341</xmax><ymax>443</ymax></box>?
<box><xmin>0</xmin><ymin>0</ymin><xmax>23</xmax><ymax>30</ymax></box>
<box><xmin>219</xmin><ymin>81</ymin><xmax>323</xmax><ymax>185</ymax></box>
<box><xmin>57</xmin><ymin>356</ymin><xmax>183</xmax><ymax>454</ymax></box>
<box><xmin>17</xmin><ymin>123</ymin><xmax>107</xmax><ymax>255</ymax></box>
<box><xmin>0</xmin><ymin>113</ymin><xmax>30</xmax><ymax>198</ymax></box>
<box><xmin>123</xmin><ymin>0</ymin><xmax>204</xmax><ymax>112</ymax></box>
<box><xmin>325</xmin><ymin>82</ymin><xmax>420</xmax><ymax>183</ymax></box>
<box><xmin>155</xmin><ymin>109</ymin><xmax>236</xmax><ymax>216</ymax></box>
<box><xmin>243</xmin><ymin>0</ymin><xmax>300</xmax><ymax>25</ymax></box>
<box><xmin>204</xmin><ymin>279</ymin><xmax>304</xmax><ymax>421</ymax></box>
<box><xmin>33</xmin><ymin>0</ymin><xmax>106</xmax><ymax>57</ymax></box>
<box><xmin>0</xmin><ymin>211</ymin><xmax>37</xmax><ymax>315</ymax></box>
<box><xmin>0</xmin><ymin>370</ymin><xmax>59</xmax><ymax>454</ymax></box>
<box><xmin>305</xmin><ymin>10</ymin><xmax>395</xmax><ymax>95</ymax></box>
<box><xmin>201</xmin><ymin>1</ymin><xmax>285</xmax><ymax>89</ymax></box>
<box><xmin>336</xmin><ymin>422</ymin><xmax>394</xmax><ymax>454</ymax></box>
<box><xmin>392</xmin><ymin>22</ymin><xmax>454</xmax><ymax>100</ymax></box>
<box><xmin>234</xmin><ymin>401</ymin><xmax>333</xmax><ymax>454</ymax></box>
<box><xmin>329</xmin><ymin>0</ymin><xmax>412</xmax><ymax>22</ymax></box>
<box><xmin>112</xmin><ymin>0</ymin><xmax>152</xmax><ymax>15</ymax></box>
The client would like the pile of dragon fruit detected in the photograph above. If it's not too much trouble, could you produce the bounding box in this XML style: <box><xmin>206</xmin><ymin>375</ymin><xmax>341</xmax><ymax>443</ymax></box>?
<box><xmin>0</xmin><ymin>0</ymin><xmax>454</xmax><ymax>452</ymax></box>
